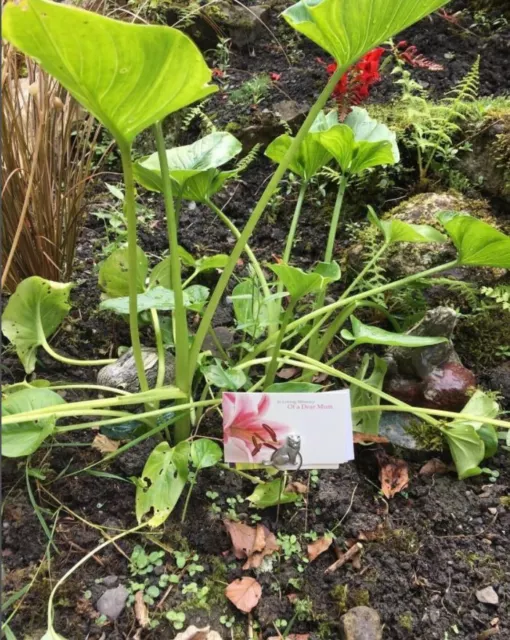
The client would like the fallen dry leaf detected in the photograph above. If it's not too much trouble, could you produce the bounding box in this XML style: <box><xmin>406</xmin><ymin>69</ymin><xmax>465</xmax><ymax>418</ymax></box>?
<box><xmin>173</xmin><ymin>626</ymin><xmax>222</xmax><ymax>640</ymax></box>
<box><xmin>353</xmin><ymin>433</ymin><xmax>389</xmax><ymax>444</ymax></box>
<box><xmin>419</xmin><ymin>458</ymin><xmax>449</xmax><ymax>476</ymax></box>
<box><xmin>376</xmin><ymin>452</ymin><xmax>409</xmax><ymax>499</ymax></box>
<box><xmin>307</xmin><ymin>536</ymin><xmax>333</xmax><ymax>562</ymax></box>
<box><xmin>268</xmin><ymin>635</ymin><xmax>310</xmax><ymax>640</ymax></box>
<box><xmin>224</xmin><ymin>520</ymin><xmax>280</xmax><ymax>569</ymax></box>
<box><xmin>92</xmin><ymin>433</ymin><xmax>119</xmax><ymax>454</ymax></box>
<box><xmin>225</xmin><ymin>577</ymin><xmax>262</xmax><ymax>613</ymax></box>
<box><xmin>312</xmin><ymin>372</ymin><xmax>328</xmax><ymax>383</ymax></box>
<box><xmin>134</xmin><ymin>591</ymin><xmax>149</xmax><ymax>628</ymax></box>
<box><xmin>357</xmin><ymin>525</ymin><xmax>385</xmax><ymax>542</ymax></box>
<box><xmin>285</xmin><ymin>481</ymin><xmax>308</xmax><ymax>495</ymax></box>
<box><xmin>276</xmin><ymin>366</ymin><xmax>300</xmax><ymax>380</ymax></box>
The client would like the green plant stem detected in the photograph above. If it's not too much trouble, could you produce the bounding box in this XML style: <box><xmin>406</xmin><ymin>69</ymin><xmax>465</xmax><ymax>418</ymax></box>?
<box><xmin>205</xmin><ymin>199</ymin><xmax>270</xmax><ymax>298</ymax></box>
<box><xmin>241</xmin><ymin>260</ymin><xmax>459</xmax><ymax>364</ymax></box>
<box><xmin>119</xmin><ymin>143</ymin><xmax>150</xmax><ymax>393</ymax></box>
<box><xmin>181</xmin><ymin>471</ymin><xmax>198</xmax><ymax>523</ymax></box>
<box><xmin>340</xmin><ymin>243</ymin><xmax>388</xmax><ymax>299</ymax></box>
<box><xmin>41</xmin><ymin>337</ymin><xmax>116</xmax><ymax>367</ymax></box>
<box><xmin>187</xmin><ymin>64</ymin><xmax>348</xmax><ymax>385</ymax></box>
<box><xmin>282</xmin><ymin>181</ymin><xmax>308</xmax><ymax>264</ymax></box>
<box><xmin>325</xmin><ymin>342</ymin><xmax>357</xmax><ymax>366</ymax></box>
<box><xmin>150</xmin><ymin>308</ymin><xmax>166</xmax><ymax>390</ymax></box>
<box><xmin>217</xmin><ymin>463</ymin><xmax>263</xmax><ymax>484</ymax></box>
<box><xmin>264</xmin><ymin>301</ymin><xmax>297</xmax><ymax>388</ymax></box>
<box><xmin>46</xmin><ymin>384</ymin><xmax>130</xmax><ymax>395</ymax></box>
<box><xmin>153</xmin><ymin>121</ymin><xmax>190</xmax><ymax>442</ymax></box>
<box><xmin>324</xmin><ymin>175</ymin><xmax>348</xmax><ymax>263</ymax></box>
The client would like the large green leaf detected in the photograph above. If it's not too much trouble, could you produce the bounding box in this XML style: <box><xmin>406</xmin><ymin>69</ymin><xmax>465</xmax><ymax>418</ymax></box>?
<box><xmin>442</xmin><ymin>424</ymin><xmax>485</xmax><ymax>480</ymax></box>
<box><xmin>98</xmin><ymin>246</ymin><xmax>148</xmax><ymax>298</ymax></box>
<box><xmin>201</xmin><ymin>359</ymin><xmax>247</xmax><ymax>390</ymax></box>
<box><xmin>341</xmin><ymin>316</ymin><xmax>448</xmax><ymax>348</ymax></box>
<box><xmin>437</xmin><ymin>211</ymin><xmax>510</xmax><ymax>268</ymax></box>
<box><xmin>368</xmin><ymin>207</ymin><xmax>447</xmax><ymax>245</ymax></box>
<box><xmin>270</xmin><ymin>264</ymin><xmax>325</xmax><ymax>300</ymax></box>
<box><xmin>351</xmin><ymin>354</ymin><xmax>387</xmax><ymax>435</ymax></box>
<box><xmin>2</xmin><ymin>277</ymin><xmax>72</xmax><ymax>374</ymax></box>
<box><xmin>136</xmin><ymin>441</ymin><xmax>190</xmax><ymax>527</ymax></box>
<box><xmin>2</xmin><ymin>0</ymin><xmax>216</xmax><ymax>145</ymax></box>
<box><xmin>133</xmin><ymin>132</ymin><xmax>241</xmax><ymax>201</ymax></box>
<box><xmin>100</xmin><ymin>285</ymin><xmax>209</xmax><ymax>315</ymax></box>
<box><xmin>454</xmin><ymin>390</ymin><xmax>500</xmax><ymax>459</ymax></box>
<box><xmin>247</xmin><ymin>479</ymin><xmax>300</xmax><ymax>508</ymax></box>
<box><xmin>190</xmin><ymin>438</ymin><xmax>222</xmax><ymax>470</ymax></box>
<box><xmin>282</xmin><ymin>0</ymin><xmax>449</xmax><ymax>67</ymax></box>
<box><xmin>2</xmin><ymin>388</ymin><xmax>66</xmax><ymax>457</ymax></box>
<box><xmin>314</xmin><ymin>108</ymin><xmax>398</xmax><ymax>175</ymax></box>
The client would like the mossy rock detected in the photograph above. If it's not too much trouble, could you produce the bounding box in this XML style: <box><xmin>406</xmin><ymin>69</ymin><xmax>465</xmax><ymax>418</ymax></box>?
<box><xmin>470</xmin><ymin>0</ymin><xmax>510</xmax><ymax>19</ymax></box>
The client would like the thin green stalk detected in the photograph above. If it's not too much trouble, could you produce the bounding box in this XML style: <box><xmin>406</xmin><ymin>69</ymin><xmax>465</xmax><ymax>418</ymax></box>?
<box><xmin>264</xmin><ymin>301</ymin><xmax>297</xmax><ymax>388</ymax></box>
<box><xmin>340</xmin><ymin>243</ymin><xmax>388</xmax><ymax>300</ymax></box>
<box><xmin>206</xmin><ymin>199</ymin><xmax>270</xmax><ymax>299</ymax></box>
<box><xmin>324</xmin><ymin>342</ymin><xmax>357</xmax><ymax>366</ymax></box>
<box><xmin>217</xmin><ymin>463</ymin><xmax>263</xmax><ymax>484</ymax></box>
<box><xmin>282</xmin><ymin>181</ymin><xmax>308</xmax><ymax>264</ymax></box>
<box><xmin>153</xmin><ymin>121</ymin><xmax>190</xmax><ymax>442</ymax></box>
<box><xmin>187</xmin><ymin>64</ymin><xmax>349</xmax><ymax>385</ymax></box>
<box><xmin>181</xmin><ymin>473</ymin><xmax>197</xmax><ymax>523</ymax></box>
<box><xmin>41</xmin><ymin>337</ymin><xmax>116</xmax><ymax>367</ymax></box>
<box><xmin>46</xmin><ymin>384</ymin><xmax>130</xmax><ymax>396</ymax></box>
<box><xmin>119</xmin><ymin>143</ymin><xmax>150</xmax><ymax>393</ymax></box>
<box><xmin>150</xmin><ymin>308</ymin><xmax>166</xmax><ymax>390</ymax></box>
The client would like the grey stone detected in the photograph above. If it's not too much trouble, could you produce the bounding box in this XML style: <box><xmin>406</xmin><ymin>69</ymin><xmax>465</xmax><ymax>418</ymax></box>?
<box><xmin>202</xmin><ymin>2</ymin><xmax>269</xmax><ymax>49</ymax></box>
<box><xmin>96</xmin><ymin>585</ymin><xmax>129</xmax><ymax>620</ymax></box>
<box><xmin>379</xmin><ymin>412</ymin><xmax>425</xmax><ymax>452</ymax></box>
<box><xmin>97</xmin><ymin>347</ymin><xmax>175</xmax><ymax>393</ymax></box>
<box><xmin>102</xmin><ymin>575</ymin><xmax>119</xmax><ymax>588</ymax></box>
<box><xmin>476</xmin><ymin>586</ymin><xmax>499</xmax><ymax>605</ymax></box>
<box><xmin>340</xmin><ymin>606</ymin><xmax>383</xmax><ymax>640</ymax></box>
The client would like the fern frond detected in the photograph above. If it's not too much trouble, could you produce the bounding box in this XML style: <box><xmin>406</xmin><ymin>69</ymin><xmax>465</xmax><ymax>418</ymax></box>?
<box><xmin>181</xmin><ymin>105</ymin><xmax>217</xmax><ymax>134</ymax></box>
<box><xmin>234</xmin><ymin>143</ymin><xmax>261</xmax><ymax>176</ymax></box>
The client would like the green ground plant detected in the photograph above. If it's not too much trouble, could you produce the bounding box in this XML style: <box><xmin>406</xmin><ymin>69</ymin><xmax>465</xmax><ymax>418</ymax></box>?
<box><xmin>3</xmin><ymin>4</ymin><xmax>510</xmax><ymax>635</ymax></box>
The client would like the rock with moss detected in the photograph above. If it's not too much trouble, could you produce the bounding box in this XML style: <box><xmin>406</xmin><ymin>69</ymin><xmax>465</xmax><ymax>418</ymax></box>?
<box><xmin>340</xmin><ymin>606</ymin><xmax>383</xmax><ymax>640</ymax></box>
<box><xmin>198</xmin><ymin>2</ymin><xmax>269</xmax><ymax>49</ymax></box>
<box><xmin>97</xmin><ymin>347</ymin><xmax>175</xmax><ymax>393</ymax></box>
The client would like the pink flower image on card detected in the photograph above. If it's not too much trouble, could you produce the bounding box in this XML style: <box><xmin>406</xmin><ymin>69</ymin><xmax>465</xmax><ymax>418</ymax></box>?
<box><xmin>223</xmin><ymin>392</ymin><xmax>290</xmax><ymax>463</ymax></box>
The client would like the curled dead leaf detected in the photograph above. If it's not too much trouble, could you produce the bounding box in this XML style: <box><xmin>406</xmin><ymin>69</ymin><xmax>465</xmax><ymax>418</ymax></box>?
<box><xmin>376</xmin><ymin>452</ymin><xmax>409</xmax><ymax>499</ymax></box>
<box><xmin>285</xmin><ymin>481</ymin><xmax>308</xmax><ymax>495</ymax></box>
<box><xmin>134</xmin><ymin>591</ymin><xmax>149</xmax><ymax>628</ymax></box>
<box><xmin>225</xmin><ymin>577</ymin><xmax>262</xmax><ymax>613</ymax></box>
<box><xmin>353</xmin><ymin>433</ymin><xmax>389</xmax><ymax>444</ymax></box>
<box><xmin>92</xmin><ymin>433</ymin><xmax>119</xmax><ymax>454</ymax></box>
<box><xmin>173</xmin><ymin>626</ymin><xmax>223</xmax><ymax>640</ymax></box>
<box><xmin>419</xmin><ymin>458</ymin><xmax>449</xmax><ymax>476</ymax></box>
<box><xmin>307</xmin><ymin>536</ymin><xmax>333</xmax><ymax>562</ymax></box>
<box><xmin>268</xmin><ymin>635</ymin><xmax>310</xmax><ymax>640</ymax></box>
<box><xmin>276</xmin><ymin>366</ymin><xmax>300</xmax><ymax>380</ymax></box>
<box><xmin>224</xmin><ymin>520</ymin><xmax>279</xmax><ymax>569</ymax></box>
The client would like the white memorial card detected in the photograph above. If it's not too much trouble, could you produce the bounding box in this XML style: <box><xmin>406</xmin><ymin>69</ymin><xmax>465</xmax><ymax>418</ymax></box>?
<box><xmin>222</xmin><ymin>391</ymin><xmax>354</xmax><ymax>469</ymax></box>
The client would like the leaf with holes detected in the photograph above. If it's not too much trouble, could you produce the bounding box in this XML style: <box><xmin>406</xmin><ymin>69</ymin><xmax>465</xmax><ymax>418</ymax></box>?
<box><xmin>98</xmin><ymin>246</ymin><xmax>148</xmax><ymax>298</ymax></box>
<box><xmin>225</xmin><ymin>577</ymin><xmax>262</xmax><ymax>613</ymax></box>
<box><xmin>136</xmin><ymin>441</ymin><xmax>190</xmax><ymax>527</ymax></box>
<box><xmin>2</xmin><ymin>277</ymin><xmax>72</xmax><ymax>374</ymax></box>
<box><xmin>282</xmin><ymin>0</ymin><xmax>449</xmax><ymax>67</ymax></box>
<box><xmin>2</xmin><ymin>388</ymin><xmax>66</xmax><ymax>457</ymax></box>
<box><xmin>3</xmin><ymin>0</ymin><xmax>216</xmax><ymax>145</ymax></box>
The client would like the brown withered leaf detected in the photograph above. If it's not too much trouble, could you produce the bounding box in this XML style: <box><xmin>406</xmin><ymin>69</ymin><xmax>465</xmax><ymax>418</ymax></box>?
<box><xmin>353</xmin><ymin>433</ymin><xmax>389</xmax><ymax>444</ymax></box>
<box><xmin>357</xmin><ymin>525</ymin><xmax>385</xmax><ymax>542</ymax></box>
<box><xmin>134</xmin><ymin>591</ymin><xmax>149</xmax><ymax>628</ymax></box>
<box><xmin>285</xmin><ymin>481</ymin><xmax>308</xmax><ymax>495</ymax></box>
<box><xmin>307</xmin><ymin>536</ymin><xmax>333</xmax><ymax>562</ymax></box>
<box><xmin>173</xmin><ymin>626</ymin><xmax>222</xmax><ymax>640</ymax></box>
<box><xmin>92</xmin><ymin>433</ymin><xmax>119</xmax><ymax>454</ymax></box>
<box><xmin>276</xmin><ymin>366</ymin><xmax>300</xmax><ymax>380</ymax></box>
<box><xmin>225</xmin><ymin>577</ymin><xmax>262</xmax><ymax>613</ymax></box>
<box><xmin>268</xmin><ymin>635</ymin><xmax>310</xmax><ymax>640</ymax></box>
<box><xmin>223</xmin><ymin>520</ymin><xmax>280</xmax><ymax>569</ymax></box>
<box><xmin>419</xmin><ymin>458</ymin><xmax>449</xmax><ymax>476</ymax></box>
<box><xmin>376</xmin><ymin>452</ymin><xmax>409</xmax><ymax>499</ymax></box>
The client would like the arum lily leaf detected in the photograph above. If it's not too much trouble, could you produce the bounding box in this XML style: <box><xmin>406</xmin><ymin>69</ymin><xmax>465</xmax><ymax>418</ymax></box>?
<box><xmin>312</xmin><ymin>125</ymin><xmax>354</xmax><ymax>173</ymax></box>
<box><xmin>368</xmin><ymin>207</ymin><xmax>447</xmax><ymax>245</ymax></box>
<box><xmin>2</xmin><ymin>388</ymin><xmax>66</xmax><ymax>457</ymax></box>
<box><xmin>231</xmin><ymin>279</ymin><xmax>269</xmax><ymax>338</ymax></box>
<box><xmin>2</xmin><ymin>277</ymin><xmax>72</xmax><ymax>374</ymax></box>
<box><xmin>3</xmin><ymin>0</ymin><xmax>216</xmax><ymax>145</ymax></box>
<box><xmin>270</xmin><ymin>264</ymin><xmax>324</xmax><ymax>300</ymax></box>
<box><xmin>313</xmin><ymin>261</ymin><xmax>341</xmax><ymax>283</ymax></box>
<box><xmin>136</xmin><ymin>441</ymin><xmax>190</xmax><ymax>527</ymax></box>
<box><xmin>148</xmin><ymin>257</ymin><xmax>172</xmax><ymax>290</ymax></box>
<box><xmin>265</xmin><ymin>382</ymin><xmax>322</xmax><ymax>393</ymax></box>
<box><xmin>201</xmin><ymin>360</ymin><xmax>247</xmax><ymax>390</ymax></box>
<box><xmin>282</xmin><ymin>0</ymin><xmax>449</xmax><ymax>67</ymax></box>
<box><xmin>345</xmin><ymin>107</ymin><xmax>400</xmax><ymax>167</ymax></box>
<box><xmin>133</xmin><ymin>132</ymin><xmax>242</xmax><ymax>201</ymax></box>
<box><xmin>190</xmin><ymin>438</ymin><xmax>222</xmax><ymax>470</ymax></box>
<box><xmin>351</xmin><ymin>354</ymin><xmax>387</xmax><ymax>435</ymax></box>
<box><xmin>99</xmin><ymin>246</ymin><xmax>148</xmax><ymax>298</ymax></box>
<box><xmin>341</xmin><ymin>316</ymin><xmax>448</xmax><ymax>348</ymax></box>
<box><xmin>247</xmin><ymin>479</ymin><xmax>299</xmax><ymax>508</ymax></box>
<box><xmin>184</xmin><ymin>284</ymin><xmax>210</xmax><ymax>312</ymax></box>
<box><xmin>100</xmin><ymin>287</ymin><xmax>175</xmax><ymax>315</ymax></box>
<box><xmin>455</xmin><ymin>390</ymin><xmax>500</xmax><ymax>459</ymax></box>
<box><xmin>442</xmin><ymin>424</ymin><xmax>484</xmax><ymax>480</ymax></box>
<box><xmin>437</xmin><ymin>211</ymin><xmax>510</xmax><ymax>268</ymax></box>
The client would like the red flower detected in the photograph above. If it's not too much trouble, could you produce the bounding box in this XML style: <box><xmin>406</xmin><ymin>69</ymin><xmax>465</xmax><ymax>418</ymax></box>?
<box><xmin>270</xmin><ymin>72</ymin><xmax>281</xmax><ymax>81</ymax></box>
<box><xmin>212</xmin><ymin>68</ymin><xmax>224</xmax><ymax>78</ymax></box>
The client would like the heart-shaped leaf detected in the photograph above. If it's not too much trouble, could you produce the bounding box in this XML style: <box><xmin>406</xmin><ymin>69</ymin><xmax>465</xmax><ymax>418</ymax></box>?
<box><xmin>341</xmin><ymin>316</ymin><xmax>448</xmax><ymax>348</ymax></box>
<box><xmin>99</xmin><ymin>246</ymin><xmax>148</xmax><ymax>298</ymax></box>
<box><xmin>225</xmin><ymin>577</ymin><xmax>262</xmax><ymax>614</ymax></box>
<box><xmin>441</xmin><ymin>423</ymin><xmax>485</xmax><ymax>480</ymax></box>
<box><xmin>282</xmin><ymin>0</ymin><xmax>449</xmax><ymax>67</ymax></box>
<box><xmin>133</xmin><ymin>132</ymin><xmax>241</xmax><ymax>201</ymax></box>
<box><xmin>270</xmin><ymin>264</ymin><xmax>324</xmax><ymax>300</ymax></box>
<box><xmin>3</xmin><ymin>0</ymin><xmax>217</xmax><ymax>145</ymax></box>
<box><xmin>247</xmin><ymin>479</ymin><xmax>300</xmax><ymax>509</ymax></box>
<box><xmin>313</xmin><ymin>261</ymin><xmax>341</xmax><ymax>283</ymax></box>
<box><xmin>368</xmin><ymin>207</ymin><xmax>447</xmax><ymax>244</ymax></box>
<box><xmin>190</xmin><ymin>438</ymin><xmax>222</xmax><ymax>470</ymax></box>
<box><xmin>2</xmin><ymin>277</ymin><xmax>72</xmax><ymax>374</ymax></box>
<box><xmin>2</xmin><ymin>388</ymin><xmax>66</xmax><ymax>457</ymax></box>
<box><xmin>136</xmin><ymin>441</ymin><xmax>190</xmax><ymax>527</ymax></box>
<box><xmin>100</xmin><ymin>287</ymin><xmax>176</xmax><ymax>314</ymax></box>
<box><xmin>201</xmin><ymin>360</ymin><xmax>247</xmax><ymax>390</ymax></box>
<box><xmin>437</xmin><ymin>211</ymin><xmax>510</xmax><ymax>268</ymax></box>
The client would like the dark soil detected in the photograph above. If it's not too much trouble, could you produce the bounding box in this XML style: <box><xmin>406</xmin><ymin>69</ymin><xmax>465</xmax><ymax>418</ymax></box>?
<box><xmin>3</xmin><ymin>1</ymin><xmax>510</xmax><ymax>639</ymax></box>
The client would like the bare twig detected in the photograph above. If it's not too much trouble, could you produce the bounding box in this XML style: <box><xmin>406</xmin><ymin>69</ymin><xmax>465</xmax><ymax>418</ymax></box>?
<box><xmin>324</xmin><ymin>542</ymin><xmax>362</xmax><ymax>574</ymax></box>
